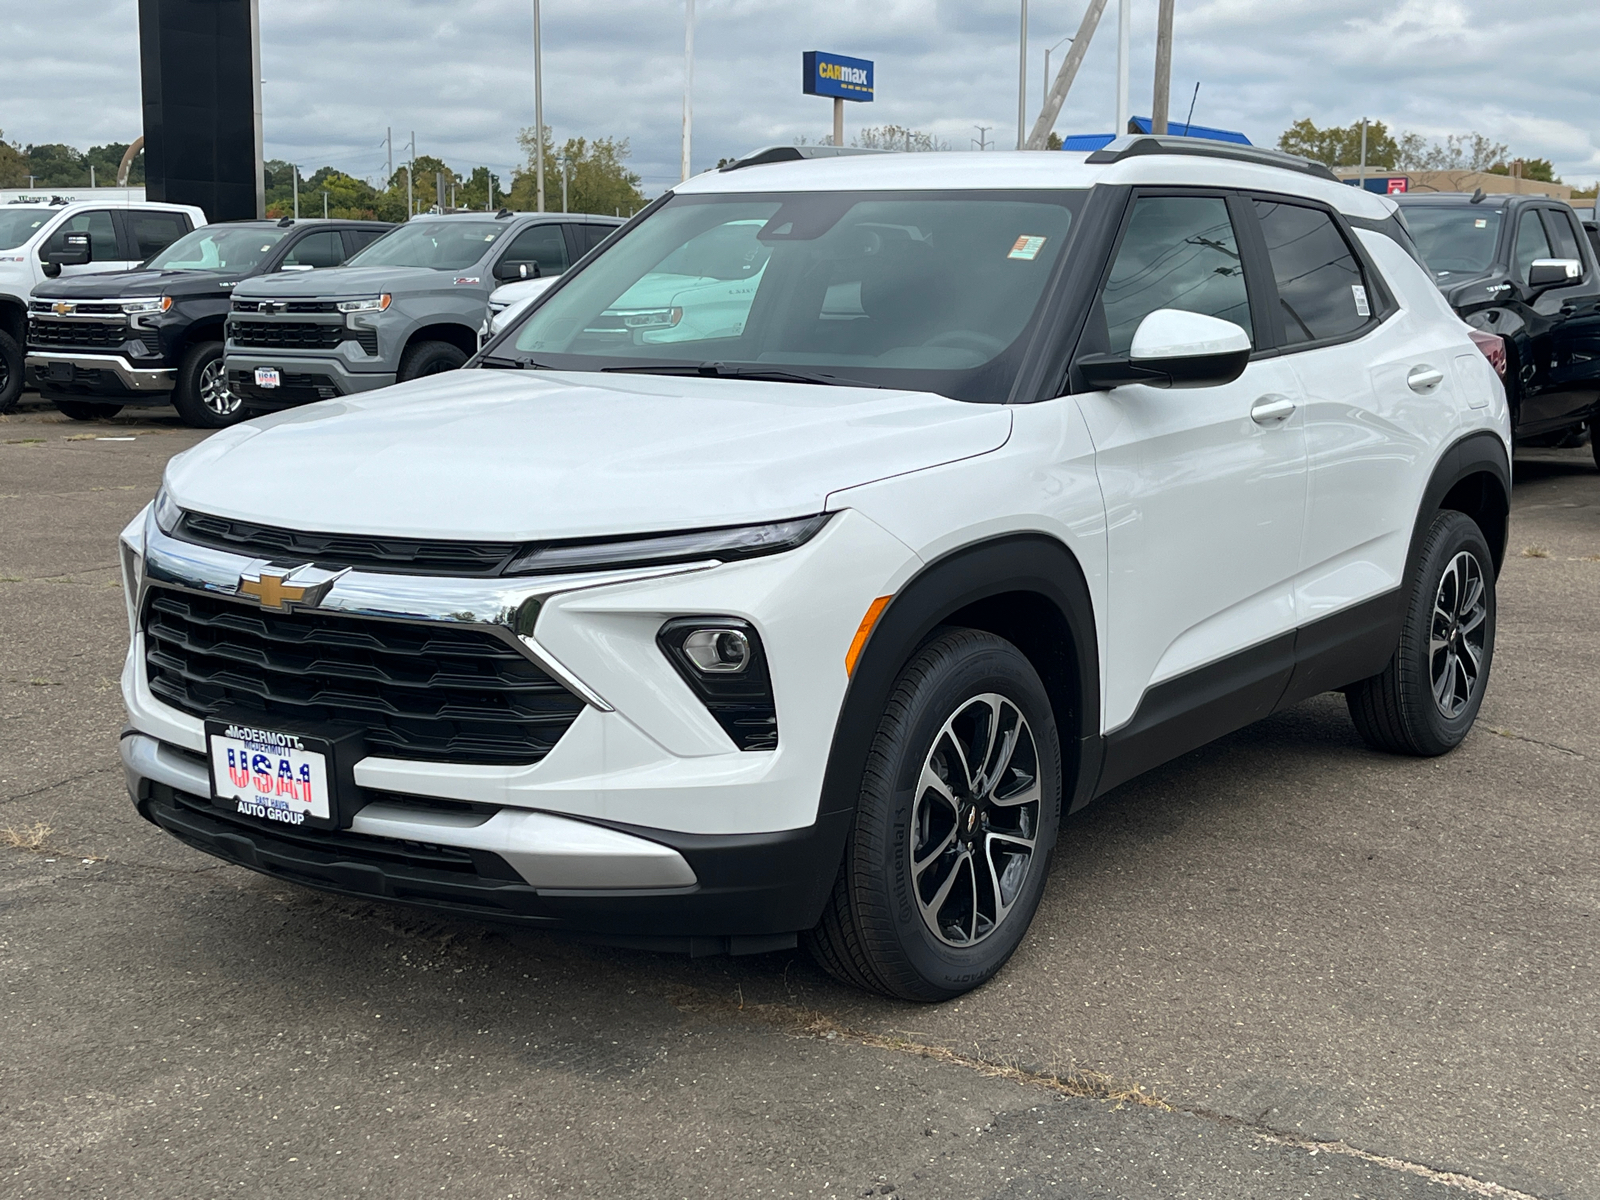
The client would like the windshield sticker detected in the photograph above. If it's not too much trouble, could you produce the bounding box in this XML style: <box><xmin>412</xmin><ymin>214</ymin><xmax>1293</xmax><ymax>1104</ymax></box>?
<box><xmin>1008</xmin><ymin>235</ymin><xmax>1047</xmax><ymax>261</ymax></box>
<box><xmin>1474</xmin><ymin>218</ymin><xmax>1488</xmax><ymax>228</ymax></box>
<box><xmin>1352</xmin><ymin>284</ymin><xmax>1370</xmax><ymax>318</ymax></box>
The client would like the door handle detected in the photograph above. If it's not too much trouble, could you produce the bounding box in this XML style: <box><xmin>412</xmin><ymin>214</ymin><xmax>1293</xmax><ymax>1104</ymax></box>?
<box><xmin>1250</xmin><ymin>394</ymin><xmax>1296</xmax><ymax>424</ymax></box>
<box><xmin>1407</xmin><ymin>365</ymin><xmax>1446</xmax><ymax>392</ymax></box>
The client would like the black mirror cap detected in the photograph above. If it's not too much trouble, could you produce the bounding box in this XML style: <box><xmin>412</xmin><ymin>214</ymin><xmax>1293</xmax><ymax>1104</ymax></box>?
<box><xmin>1078</xmin><ymin>346</ymin><xmax>1250</xmax><ymax>391</ymax></box>
<box><xmin>1527</xmin><ymin>259</ymin><xmax>1582</xmax><ymax>290</ymax></box>
<box><xmin>47</xmin><ymin>232</ymin><xmax>92</xmax><ymax>268</ymax></box>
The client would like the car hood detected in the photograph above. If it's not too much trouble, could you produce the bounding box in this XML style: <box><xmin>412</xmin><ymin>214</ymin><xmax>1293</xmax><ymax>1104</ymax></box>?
<box><xmin>230</xmin><ymin>265</ymin><xmax>472</xmax><ymax>298</ymax></box>
<box><xmin>165</xmin><ymin>369</ymin><xmax>1012</xmax><ymax>542</ymax></box>
<box><xmin>31</xmin><ymin>268</ymin><xmax>242</xmax><ymax>299</ymax></box>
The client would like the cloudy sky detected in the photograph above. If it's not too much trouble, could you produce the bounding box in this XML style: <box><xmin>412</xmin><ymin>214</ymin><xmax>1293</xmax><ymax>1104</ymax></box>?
<box><xmin>4</xmin><ymin>0</ymin><xmax>1599</xmax><ymax>193</ymax></box>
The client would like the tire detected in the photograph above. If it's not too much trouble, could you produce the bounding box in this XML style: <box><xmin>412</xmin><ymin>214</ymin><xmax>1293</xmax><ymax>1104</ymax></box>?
<box><xmin>397</xmin><ymin>340</ymin><xmax>467</xmax><ymax>383</ymax></box>
<box><xmin>804</xmin><ymin>628</ymin><xmax>1063</xmax><ymax>1002</ymax></box>
<box><xmin>0</xmin><ymin>328</ymin><xmax>22</xmax><ymax>414</ymax></box>
<box><xmin>1591</xmin><ymin>418</ymin><xmax>1600</xmax><ymax>471</ymax></box>
<box><xmin>1345</xmin><ymin>510</ymin><xmax>1496</xmax><ymax>756</ymax></box>
<box><xmin>171</xmin><ymin>341</ymin><xmax>244</xmax><ymax>428</ymax></box>
<box><xmin>52</xmin><ymin>399</ymin><xmax>124</xmax><ymax>421</ymax></box>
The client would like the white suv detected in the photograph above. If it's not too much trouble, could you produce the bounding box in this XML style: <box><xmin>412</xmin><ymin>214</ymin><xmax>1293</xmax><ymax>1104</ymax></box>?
<box><xmin>118</xmin><ymin>139</ymin><xmax>1509</xmax><ymax>1001</ymax></box>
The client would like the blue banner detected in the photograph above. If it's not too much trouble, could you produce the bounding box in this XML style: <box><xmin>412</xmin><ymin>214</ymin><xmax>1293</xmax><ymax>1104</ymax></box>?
<box><xmin>803</xmin><ymin>51</ymin><xmax>874</xmax><ymax>102</ymax></box>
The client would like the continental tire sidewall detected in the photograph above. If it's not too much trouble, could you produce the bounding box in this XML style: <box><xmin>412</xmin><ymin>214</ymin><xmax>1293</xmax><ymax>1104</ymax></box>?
<box><xmin>865</xmin><ymin>631</ymin><xmax>1062</xmax><ymax>999</ymax></box>
<box><xmin>1400</xmin><ymin>512</ymin><xmax>1496</xmax><ymax>753</ymax></box>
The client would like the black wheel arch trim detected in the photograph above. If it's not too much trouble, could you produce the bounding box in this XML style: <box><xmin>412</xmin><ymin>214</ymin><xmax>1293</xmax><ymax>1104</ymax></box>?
<box><xmin>1413</xmin><ymin>429</ymin><xmax>1511</xmax><ymax>576</ymax></box>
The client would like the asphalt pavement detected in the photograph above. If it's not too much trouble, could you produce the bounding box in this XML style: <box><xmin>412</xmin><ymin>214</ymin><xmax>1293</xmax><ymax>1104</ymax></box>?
<box><xmin>2</xmin><ymin>392</ymin><xmax>1595</xmax><ymax>1199</ymax></box>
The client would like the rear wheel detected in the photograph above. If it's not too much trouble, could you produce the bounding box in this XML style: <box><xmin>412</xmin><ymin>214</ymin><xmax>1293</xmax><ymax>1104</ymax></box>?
<box><xmin>1345</xmin><ymin>511</ymin><xmax>1495</xmax><ymax>756</ymax></box>
<box><xmin>397</xmin><ymin>340</ymin><xmax>467</xmax><ymax>382</ymax></box>
<box><xmin>0</xmin><ymin>328</ymin><xmax>23</xmax><ymax>414</ymax></box>
<box><xmin>172</xmin><ymin>341</ymin><xmax>244</xmax><ymax>428</ymax></box>
<box><xmin>805</xmin><ymin>628</ymin><xmax>1062</xmax><ymax>1001</ymax></box>
<box><xmin>52</xmin><ymin>398</ymin><xmax>124</xmax><ymax>421</ymax></box>
<box><xmin>1590</xmin><ymin>418</ymin><xmax>1600</xmax><ymax>471</ymax></box>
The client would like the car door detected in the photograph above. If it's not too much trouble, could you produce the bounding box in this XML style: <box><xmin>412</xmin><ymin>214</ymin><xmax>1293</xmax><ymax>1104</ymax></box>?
<box><xmin>40</xmin><ymin>209</ymin><xmax>125</xmax><ymax>277</ymax></box>
<box><xmin>1528</xmin><ymin>205</ymin><xmax>1600</xmax><ymax>431</ymax></box>
<box><xmin>1503</xmin><ymin>205</ymin><xmax>1587</xmax><ymax>434</ymax></box>
<box><xmin>1071</xmin><ymin>190</ymin><xmax>1307</xmax><ymax>737</ymax></box>
<box><xmin>1250</xmin><ymin>195</ymin><xmax>1450</xmax><ymax>671</ymax></box>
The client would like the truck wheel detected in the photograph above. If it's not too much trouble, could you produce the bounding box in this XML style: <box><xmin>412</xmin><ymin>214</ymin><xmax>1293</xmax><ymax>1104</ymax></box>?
<box><xmin>172</xmin><ymin>342</ymin><xmax>244</xmax><ymax>428</ymax></box>
<box><xmin>397</xmin><ymin>340</ymin><xmax>467</xmax><ymax>382</ymax></box>
<box><xmin>1591</xmin><ymin>418</ymin><xmax>1600</xmax><ymax>471</ymax></box>
<box><xmin>804</xmin><ymin>628</ymin><xmax>1062</xmax><ymax>1002</ymax></box>
<box><xmin>0</xmin><ymin>329</ymin><xmax>22</xmax><ymax>414</ymax></box>
<box><xmin>53</xmin><ymin>399</ymin><xmax>124</xmax><ymax>421</ymax></box>
<box><xmin>1345</xmin><ymin>511</ymin><xmax>1495</xmax><ymax>756</ymax></box>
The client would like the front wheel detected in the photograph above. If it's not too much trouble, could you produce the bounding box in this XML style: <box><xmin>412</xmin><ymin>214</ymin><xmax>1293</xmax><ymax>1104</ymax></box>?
<box><xmin>52</xmin><ymin>398</ymin><xmax>124</xmax><ymax>421</ymax></box>
<box><xmin>172</xmin><ymin>341</ymin><xmax>244</xmax><ymax>428</ymax></box>
<box><xmin>1345</xmin><ymin>510</ymin><xmax>1496</xmax><ymax>755</ymax></box>
<box><xmin>0</xmin><ymin>329</ymin><xmax>22</xmax><ymax>414</ymax></box>
<box><xmin>805</xmin><ymin>628</ymin><xmax>1062</xmax><ymax>1001</ymax></box>
<box><xmin>397</xmin><ymin>340</ymin><xmax>467</xmax><ymax>383</ymax></box>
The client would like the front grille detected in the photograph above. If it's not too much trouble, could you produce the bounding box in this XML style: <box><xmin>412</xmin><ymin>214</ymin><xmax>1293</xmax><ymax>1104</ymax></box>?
<box><xmin>28</xmin><ymin>319</ymin><xmax>127</xmax><ymax>349</ymax></box>
<box><xmin>143</xmin><ymin>588</ymin><xmax>585</xmax><ymax>765</ymax></box>
<box><xmin>175</xmin><ymin>511</ymin><xmax>519</xmax><ymax>576</ymax></box>
<box><xmin>231</xmin><ymin>299</ymin><xmax>340</xmax><ymax>315</ymax></box>
<box><xmin>228</xmin><ymin>319</ymin><xmax>343</xmax><ymax>349</ymax></box>
<box><xmin>227</xmin><ymin>369</ymin><xmax>338</xmax><ymax>405</ymax></box>
<box><xmin>29</xmin><ymin>300</ymin><xmax>126</xmax><ymax>316</ymax></box>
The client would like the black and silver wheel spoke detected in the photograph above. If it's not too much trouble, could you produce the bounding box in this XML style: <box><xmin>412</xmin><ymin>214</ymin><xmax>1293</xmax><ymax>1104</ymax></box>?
<box><xmin>200</xmin><ymin>360</ymin><xmax>240</xmax><ymax>416</ymax></box>
<box><xmin>909</xmin><ymin>693</ymin><xmax>1041</xmax><ymax>949</ymax></box>
<box><xmin>1430</xmin><ymin>550</ymin><xmax>1487</xmax><ymax>718</ymax></box>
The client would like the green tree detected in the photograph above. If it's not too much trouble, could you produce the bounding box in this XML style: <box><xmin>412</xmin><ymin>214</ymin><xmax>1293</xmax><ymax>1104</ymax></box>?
<box><xmin>1277</xmin><ymin>118</ymin><xmax>1399</xmax><ymax>169</ymax></box>
<box><xmin>0</xmin><ymin>130</ymin><xmax>29</xmax><ymax>187</ymax></box>
<box><xmin>506</xmin><ymin>129</ymin><xmax>646</xmax><ymax>216</ymax></box>
<box><xmin>25</xmin><ymin>142</ymin><xmax>86</xmax><ymax>185</ymax></box>
<box><xmin>302</xmin><ymin>169</ymin><xmax>383</xmax><ymax>219</ymax></box>
<box><xmin>457</xmin><ymin>165</ymin><xmax>508</xmax><ymax>212</ymax></box>
<box><xmin>1487</xmin><ymin>157</ymin><xmax>1557</xmax><ymax>183</ymax></box>
<box><xmin>85</xmin><ymin>142</ymin><xmax>143</xmax><ymax>186</ymax></box>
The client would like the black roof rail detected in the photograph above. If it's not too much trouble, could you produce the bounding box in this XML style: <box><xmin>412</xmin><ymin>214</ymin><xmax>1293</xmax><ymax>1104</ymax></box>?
<box><xmin>1084</xmin><ymin>135</ymin><xmax>1339</xmax><ymax>182</ymax></box>
<box><xmin>719</xmin><ymin>145</ymin><xmax>889</xmax><ymax>172</ymax></box>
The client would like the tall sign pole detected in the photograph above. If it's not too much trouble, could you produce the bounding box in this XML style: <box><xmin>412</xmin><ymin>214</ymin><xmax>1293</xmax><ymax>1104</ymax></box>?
<box><xmin>681</xmin><ymin>0</ymin><xmax>695</xmax><ymax>181</ymax></box>
<box><xmin>1152</xmin><ymin>0</ymin><xmax>1174</xmax><ymax>134</ymax></box>
<box><xmin>1025</xmin><ymin>0</ymin><xmax>1107</xmax><ymax>150</ymax></box>
<box><xmin>533</xmin><ymin>0</ymin><xmax>545</xmax><ymax>212</ymax></box>
<box><xmin>1016</xmin><ymin>0</ymin><xmax>1028</xmax><ymax>149</ymax></box>
<box><xmin>1115</xmin><ymin>0</ymin><xmax>1130</xmax><ymax>135</ymax></box>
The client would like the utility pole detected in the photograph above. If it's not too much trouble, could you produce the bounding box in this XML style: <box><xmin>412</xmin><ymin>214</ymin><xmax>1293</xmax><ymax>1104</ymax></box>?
<box><xmin>533</xmin><ymin>0</ymin><xmax>546</xmax><ymax>212</ymax></box>
<box><xmin>89</xmin><ymin>163</ymin><xmax>96</xmax><ymax>188</ymax></box>
<box><xmin>560</xmin><ymin>156</ymin><xmax>570</xmax><ymax>212</ymax></box>
<box><xmin>1359</xmin><ymin>118</ymin><xmax>1368</xmax><ymax>187</ymax></box>
<box><xmin>973</xmin><ymin>125</ymin><xmax>993</xmax><ymax>151</ymax></box>
<box><xmin>406</xmin><ymin>131</ymin><xmax>415</xmax><ymax>219</ymax></box>
<box><xmin>1151</xmin><ymin>0</ymin><xmax>1175</xmax><ymax>134</ymax></box>
<box><xmin>681</xmin><ymin>0</ymin><xmax>695</xmax><ymax>179</ymax></box>
<box><xmin>1026</xmin><ymin>0</ymin><xmax>1108</xmax><ymax>150</ymax></box>
<box><xmin>1016</xmin><ymin>0</ymin><xmax>1028</xmax><ymax>150</ymax></box>
<box><xmin>292</xmin><ymin>164</ymin><xmax>299</xmax><ymax>219</ymax></box>
<box><xmin>1115</xmin><ymin>0</ymin><xmax>1130</xmax><ymax>136</ymax></box>
<box><xmin>1044</xmin><ymin>35</ymin><xmax>1073</xmax><ymax>107</ymax></box>
<box><xmin>323</xmin><ymin>191</ymin><xmax>328</xmax><ymax>218</ymax></box>
<box><xmin>385</xmin><ymin>127</ymin><xmax>392</xmax><ymax>183</ymax></box>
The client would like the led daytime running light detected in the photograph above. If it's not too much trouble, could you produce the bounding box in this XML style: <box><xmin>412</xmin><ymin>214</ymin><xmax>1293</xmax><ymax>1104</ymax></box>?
<box><xmin>336</xmin><ymin>293</ymin><xmax>392</xmax><ymax>313</ymax></box>
<box><xmin>505</xmin><ymin>513</ymin><xmax>831</xmax><ymax>576</ymax></box>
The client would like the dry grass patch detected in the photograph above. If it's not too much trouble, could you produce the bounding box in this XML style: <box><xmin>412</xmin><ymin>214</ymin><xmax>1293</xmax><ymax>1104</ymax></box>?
<box><xmin>2</xmin><ymin>822</ymin><xmax>54</xmax><ymax>852</ymax></box>
<box><xmin>1521</xmin><ymin>545</ymin><xmax>1551</xmax><ymax>558</ymax></box>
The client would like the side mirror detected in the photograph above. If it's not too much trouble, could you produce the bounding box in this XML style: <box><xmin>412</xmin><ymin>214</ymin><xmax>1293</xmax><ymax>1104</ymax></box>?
<box><xmin>1078</xmin><ymin>309</ymin><xmax>1252</xmax><ymax>391</ymax></box>
<box><xmin>1527</xmin><ymin>258</ymin><xmax>1582</xmax><ymax>292</ymax></box>
<box><xmin>47</xmin><ymin>231</ymin><xmax>92</xmax><ymax>269</ymax></box>
<box><xmin>495</xmin><ymin>259</ymin><xmax>539</xmax><ymax>283</ymax></box>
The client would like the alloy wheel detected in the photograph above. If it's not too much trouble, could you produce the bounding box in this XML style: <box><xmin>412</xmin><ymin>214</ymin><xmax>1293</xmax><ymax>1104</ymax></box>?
<box><xmin>1430</xmin><ymin>549</ymin><xmax>1487</xmax><ymax>718</ymax></box>
<box><xmin>200</xmin><ymin>359</ymin><xmax>241</xmax><ymax>417</ymax></box>
<box><xmin>909</xmin><ymin>693</ymin><xmax>1042</xmax><ymax>947</ymax></box>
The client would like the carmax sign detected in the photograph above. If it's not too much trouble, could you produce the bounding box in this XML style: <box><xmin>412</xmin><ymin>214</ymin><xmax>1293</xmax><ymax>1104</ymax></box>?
<box><xmin>803</xmin><ymin>51</ymin><xmax>873</xmax><ymax>102</ymax></box>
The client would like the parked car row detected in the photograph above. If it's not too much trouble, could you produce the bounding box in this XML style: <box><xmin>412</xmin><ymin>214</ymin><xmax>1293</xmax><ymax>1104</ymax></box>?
<box><xmin>1</xmin><ymin>195</ymin><xmax>623</xmax><ymax>427</ymax></box>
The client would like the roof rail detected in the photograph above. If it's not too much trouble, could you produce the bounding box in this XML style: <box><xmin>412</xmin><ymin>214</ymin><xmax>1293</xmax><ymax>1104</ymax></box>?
<box><xmin>1084</xmin><ymin>135</ymin><xmax>1338</xmax><ymax>182</ymax></box>
<box><xmin>720</xmin><ymin>145</ymin><xmax>888</xmax><ymax>172</ymax></box>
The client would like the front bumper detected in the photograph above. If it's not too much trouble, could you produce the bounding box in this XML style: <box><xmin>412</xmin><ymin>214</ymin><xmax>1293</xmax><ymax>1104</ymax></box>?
<box><xmin>223</xmin><ymin>350</ymin><xmax>395</xmax><ymax>408</ymax></box>
<box><xmin>25</xmin><ymin>352</ymin><xmax>176</xmax><ymax>399</ymax></box>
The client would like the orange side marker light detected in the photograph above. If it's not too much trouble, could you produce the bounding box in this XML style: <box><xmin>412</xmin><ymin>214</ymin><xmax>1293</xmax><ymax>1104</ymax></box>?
<box><xmin>845</xmin><ymin>595</ymin><xmax>893</xmax><ymax>677</ymax></box>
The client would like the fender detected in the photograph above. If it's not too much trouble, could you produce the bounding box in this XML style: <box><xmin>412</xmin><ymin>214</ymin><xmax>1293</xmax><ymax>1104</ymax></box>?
<box><xmin>1409</xmin><ymin>428</ymin><xmax>1512</xmax><ymax>576</ymax></box>
<box><xmin>816</xmin><ymin>533</ymin><xmax>1103</xmax><ymax>829</ymax></box>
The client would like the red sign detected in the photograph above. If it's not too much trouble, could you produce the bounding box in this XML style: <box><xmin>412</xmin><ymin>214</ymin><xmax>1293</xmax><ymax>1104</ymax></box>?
<box><xmin>1386</xmin><ymin>178</ymin><xmax>1408</xmax><ymax>194</ymax></box>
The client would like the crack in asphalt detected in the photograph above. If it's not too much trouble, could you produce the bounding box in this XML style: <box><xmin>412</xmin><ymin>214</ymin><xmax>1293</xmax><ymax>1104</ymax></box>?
<box><xmin>0</xmin><ymin>765</ymin><xmax>118</xmax><ymax>807</ymax></box>
<box><xmin>0</xmin><ymin>562</ymin><xmax>121</xmax><ymax>583</ymax></box>
<box><xmin>1485</xmin><ymin>726</ymin><xmax>1587</xmax><ymax>759</ymax></box>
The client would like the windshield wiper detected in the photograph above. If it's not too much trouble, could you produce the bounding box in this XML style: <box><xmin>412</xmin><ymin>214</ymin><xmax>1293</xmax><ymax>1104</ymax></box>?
<box><xmin>477</xmin><ymin>355</ymin><xmax>558</xmax><ymax>370</ymax></box>
<box><xmin>600</xmin><ymin>362</ymin><xmax>882</xmax><ymax>388</ymax></box>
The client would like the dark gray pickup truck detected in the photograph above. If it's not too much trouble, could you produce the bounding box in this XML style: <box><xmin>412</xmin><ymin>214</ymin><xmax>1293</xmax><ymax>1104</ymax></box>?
<box><xmin>223</xmin><ymin>210</ymin><xmax>621</xmax><ymax>412</ymax></box>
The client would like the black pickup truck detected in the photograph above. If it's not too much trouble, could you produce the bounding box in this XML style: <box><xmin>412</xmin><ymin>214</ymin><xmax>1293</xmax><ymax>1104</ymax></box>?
<box><xmin>26</xmin><ymin>218</ymin><xmax>389</xmax><ymax>427</ymax></box>
<box><xmin>1397</xmin><ymin>192</ymin><xmax>1600</xmax><ymax>465</ymax></box>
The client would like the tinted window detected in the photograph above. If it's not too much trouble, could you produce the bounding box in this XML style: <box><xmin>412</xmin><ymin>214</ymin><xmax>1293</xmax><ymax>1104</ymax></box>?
<box><xmin>1398</xmin><ymin>205</ymin><xmax>1502</xmax><ymax>276</ymax></box>
<box><xmin>146</xmin><ymin>226</ymin><xmax>287</xmax><ymax>272</ymax></box>
<box><xmin>500</xmin><ymin>224</ymin><xmax>569</xmax><ymax>277</ymax></box>
<box><xmin>1513</xmin><ymin>210</ymin><xmax>1553</xmax><ymax>285</ymax></box>
<box><xmin>1100</xmin><ymin>195</ymin><xmax>1251</xmax><ymax>354</ymax></box>
<box><xmin>344</xmin><ymin>228</ymin><xmax>385</xmax><ymax>254</ymax></box>
<box><xmin>280</xmin><ymin>230</ymin><xmax>345</xmax><ymax>269</ymax></box>
<box><xmin>582</xmin><ymin>223</ymin><xmax>617</xmax><ymax>253</ymax></box>
<box><xmin>127</xmin><ymin>212</ymin><xmax>190</xmax><ymax>260</ymax></box>
<box><xmin>1253</xmin><ymin>199</ymin><xmax>1369</xmax><ymax>346</ymax></box>
<box><xmin>43</xmin><ymin>210</ymin><xmax>118</xmax><ymax>260</ymax></box>
<box><xmin>1543</xmin><ymin>209</ymin><xmax>1585</xmax><ymax>267</ymax></box>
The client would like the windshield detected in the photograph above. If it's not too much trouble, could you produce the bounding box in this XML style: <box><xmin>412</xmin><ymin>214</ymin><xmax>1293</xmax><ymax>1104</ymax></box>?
<box><xmin>145</xmin><ymin>226</ymin><xmax>288</xmax><ymax>272</ymax></box>
<box><xmin>0</xmin><ymin>208</ymin><xmax>54</xmax><ymax>251</ymax></box>
<box><xmin>498</xmin><ymin>190</ymin><xmax>1084</xmax><ymax>402</ymax></box>
<box><xmin>1402</xmin><ymin>205</ymin><xmax>1504</xmax><ymax>276</ymax></box>
<box><xmin>346</xmin><ymin>220</ymin><xmax>508</xmax><ymax>270</ymax></box>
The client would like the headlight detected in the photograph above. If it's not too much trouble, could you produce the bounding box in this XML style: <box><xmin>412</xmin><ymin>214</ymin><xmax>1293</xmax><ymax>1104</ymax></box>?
<box><xmin>122</xmin><ymin>297</ymin><xmax>172</xmax><ymax>314</ymax></box>
<box><xmin>151</xmin><ymin>485</ymin><xmax>182</xmax><ymax>536</ymax></box>
<box><xmin>336</xmin><ymin>294</ymin><xmax>392</xmax><ymax>313</ymax></box>
<box><xmin>618</xmin><ymin>307</ymin><xmax>682</xmax><ymax>330</ymax></box>
<box><xmin>503</xmin><ymin>513</ymin><xmax>831</xmax><ymax>576</ymax></box>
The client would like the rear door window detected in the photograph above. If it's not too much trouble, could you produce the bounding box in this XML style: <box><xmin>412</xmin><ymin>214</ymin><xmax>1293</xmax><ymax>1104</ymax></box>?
<box><xmin>342</xmin><ymin>228</ymin><xmax>385</xmax><ymax>256</ymax></box>
<box><xmin>280</xmin><ymin>230</ymin><xmax>346</xmax><ymax>269</ymax></box>
<box><xmin>1542</xmin><ymin>208</ymin><xmax>1586</xmax><ymax>269</ymax></box>
<box><xmin>582</xmin><ymin>223</ymin><xmax>617</xmax><ymax>254</ymax></box>
<box><xmin>126</xmin><ymin>211</ymin><xmax>191</xmax><ymax>260</ymax></box>
<box><xmin>499</xmin><ymin>224</ymin><xmax>569</xmax><ymax>278</ymax></box>
<box><xmin>1098</xmin><ymin>194</ymin><xmax>1254</xmax><ymax>354</ymax></box>
<box><xmin>1252</xmin><ymin>199</ymin><xmax>1371</xmax><ymax>346</ymax></box>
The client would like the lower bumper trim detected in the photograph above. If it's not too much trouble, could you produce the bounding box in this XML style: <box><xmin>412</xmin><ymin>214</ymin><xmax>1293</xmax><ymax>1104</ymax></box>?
<box><xmin>25</xmin><ymin>352</ymin><xmax>176</xmax><ymax>392</ymax></box>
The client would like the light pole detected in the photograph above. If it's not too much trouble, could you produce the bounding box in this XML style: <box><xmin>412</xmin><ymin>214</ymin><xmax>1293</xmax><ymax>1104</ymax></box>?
<box><xmin>1016</xmin><ymin>0</ymin><xmax>1028</xmax><ymax>150</ymax></box>
<box><xmin>681</xmin><ymin>0</ymin><xmax>695</xmax><ymax>180</ymax></box>
<box><xmin>1115</xmin><ymin>0</ymin><xmax>1130</xmax><ymax>136</ymax></box>
<box><xmin>533</xmin><ymin>0</ymin><xmax>546</xmax><ymax>212</ymax></box>
<box><xmin>1043</xmin><ymin>34</ymin><xmax>1073</xmax><ymax>107</ymax></box>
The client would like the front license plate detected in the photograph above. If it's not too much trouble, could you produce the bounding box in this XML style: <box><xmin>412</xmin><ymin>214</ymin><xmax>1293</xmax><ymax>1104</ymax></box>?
<box><xmin>208</xmin><ymin>723</ymin><xmax>331</xmax><ymax>826</ymax></box>
<box><xmin>254</xmin><ymin>366</ymin><xmax>281</xmax><ymax>389</ymax></box>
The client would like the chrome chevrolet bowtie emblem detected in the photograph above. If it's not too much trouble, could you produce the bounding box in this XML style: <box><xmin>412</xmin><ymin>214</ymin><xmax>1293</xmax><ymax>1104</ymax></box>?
<box><xmin>237</xmin><ymin>565</ymin><xmax>341</xmax><ymax>611</ymax></box>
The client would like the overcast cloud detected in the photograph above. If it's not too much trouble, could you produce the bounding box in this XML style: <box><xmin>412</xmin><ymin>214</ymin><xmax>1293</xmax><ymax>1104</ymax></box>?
<box><xmin>3</xmin><ymin>0</ymin><xmax>1598</xmax><ymax>194</ymax></box>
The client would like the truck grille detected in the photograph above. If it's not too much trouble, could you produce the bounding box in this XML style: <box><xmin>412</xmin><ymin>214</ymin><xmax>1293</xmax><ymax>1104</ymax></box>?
<box><xmin>231</xmin><ymin>300</ymin><xmax>341</xmax><ymax>314</ymax></box>
<box><xmin>143</xmin><ymin>589</ymin><xmax>585</xmax><ymax>765</ymax></box>
<box><xmin>174</xmin><ymin>511</ymin><xmax>519</xmax><ymax>576</ymax></box>
<box><xmin>229</xmin><ymin>320</ymin><xmax>344</xmax><ymax>349</ymax></box>
<box><xmin>28</xmin><ymin>319</ymin><xmax>127</xmax><ymax>350</ymax></box>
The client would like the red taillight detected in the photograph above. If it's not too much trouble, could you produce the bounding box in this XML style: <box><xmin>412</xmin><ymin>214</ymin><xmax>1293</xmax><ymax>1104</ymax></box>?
<box><xmin>1468</xmin><ymin>328</ymin><xmax>1507</xmax><ymax>379</ymax></box>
